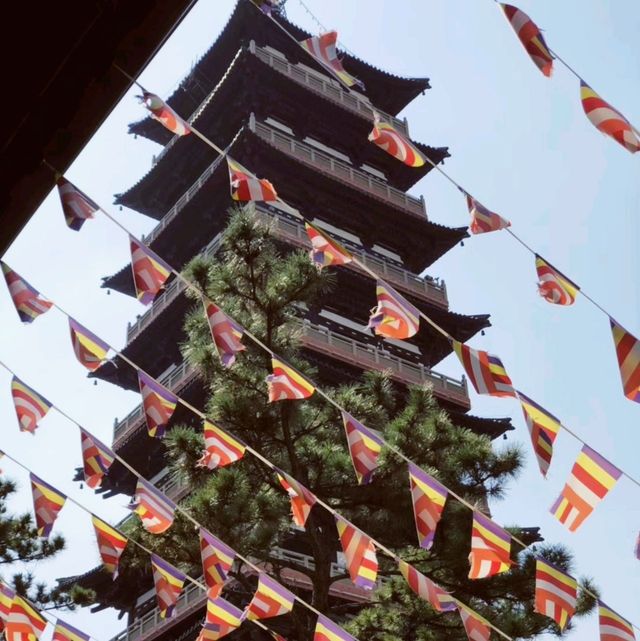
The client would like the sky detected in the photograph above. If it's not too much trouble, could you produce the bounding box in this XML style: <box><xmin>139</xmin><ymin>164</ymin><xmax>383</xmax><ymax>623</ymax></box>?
<box><xmin>1</xmin><ymin>1</ymin><xmax>639</xmax><ymax>640</ymax></box>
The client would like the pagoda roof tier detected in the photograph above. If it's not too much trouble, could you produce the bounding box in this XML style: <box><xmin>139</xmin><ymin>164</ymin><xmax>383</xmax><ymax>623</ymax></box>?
<box><xmin>128</xmin><ymin>0</ymin><xmax>430</xmax><ymax>145</ymax></box>
<box><xmin>116</xmin><ymin>127</ymin><xmax>466</xmax><ymax>273</ymax></box>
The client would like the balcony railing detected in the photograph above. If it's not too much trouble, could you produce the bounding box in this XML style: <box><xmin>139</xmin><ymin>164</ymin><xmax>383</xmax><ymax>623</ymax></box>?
<box><xmin>113</xmin><ymin>360</ymin><xmax>198</xmax><ymax>447</ymax></box>
<box><xmin>251</xmin><ymin>42</ymin><xmax>409</xmax><ymax>136</ymax></box>
<box><xmin>126</xmin><ymin>233</ymin><xmax>224</xmax><ymax>344</ymax></box>
<box><xmin>249</xmin><ymin>118</ymin><xmax>426</xmax><ymax>218</ymax></box>
<box><xmin>300</xmin><ymin>320</ymin><xmax>470</xmax><ymax>408</ymax></box>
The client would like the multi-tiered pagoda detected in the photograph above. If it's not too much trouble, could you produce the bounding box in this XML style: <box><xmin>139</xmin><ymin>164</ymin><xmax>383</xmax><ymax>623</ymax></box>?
<box><xmin>72</xmin><ymin>1</ymin><xmax>517</xmax><ymax>638</ymax></box>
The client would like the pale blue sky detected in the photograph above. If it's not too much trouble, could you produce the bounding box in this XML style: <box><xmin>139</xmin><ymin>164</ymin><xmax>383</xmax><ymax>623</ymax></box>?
<box><xmin>1</xmin><ymin>1</ymin><xmax>638</xmax><ymax>640</ymax></box>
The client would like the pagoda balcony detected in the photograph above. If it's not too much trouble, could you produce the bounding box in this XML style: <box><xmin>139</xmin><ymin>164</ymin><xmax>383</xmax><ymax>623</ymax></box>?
<box><xmin>249</xmin><ymin>117</ymin><xmax>427</xmax><ymax>219</ymax></box>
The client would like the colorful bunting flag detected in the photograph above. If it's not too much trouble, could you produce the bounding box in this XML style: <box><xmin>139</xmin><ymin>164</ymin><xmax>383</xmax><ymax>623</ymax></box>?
<box><xmin>335</xmin><ymin>516</ymin><xmax>378</xmax><ymax>590</ymax></box>
<box><xmin>142</xmin><ymin>92</ymin><xmax>191</xmax><ymax>136</ymax></box>
<box><xmin>0</xmin><ymin>583</ymin><xmax>15</xmax><ymax>624</ymax></box>
<box><xmin>299</xmin><ymin>31</ymin><xmax>364</xmax><ymax>90</ymax></box>
<box><xmin>551</xmin><ymin>445</ymin><xmax>622</xmax><ymax>532</ymax></box>
<box><xmin>368</xmin><ymin>117</ymin><xmax>425</xmax><ymax>167</ymax></box>
<box><xmin>197</xmin><ymin>421</ymin><xmax>246</xmax><ymax>470</ymax></box>
<box><xmin>458</xmin><ymin>604</ymin><xmax>491</xmax><ymax>641</ymax></box>
<box><xmin>227</xmin><ymin>157</ymin><xmax>277</xmax><ymax>202</ymax></box>
<box><xmin>30</xmin><ymin>473</ymin><xmax>66</xmax><ymax>538</ymax></box>
<box><xmin>534</xmin><ymin>558</ymin><xmax>577</xmax><ymax>631</ymax></box>
<box><xmin>138</xmin><ymin>371</ymin><xmax>178</xmax><ymax>439</ymax></box>
<box><xmin>1</xmin><ymin>263</ymin><xmax>52</xmax><ymax>324</ymax></box>
<box><xmin>580</xmin><ymin>81</ymin><xmax>640</xmax><ymax>154</ymax></box>
<box><xmin>130</xmin><ymin>237</ymin><xmax>172</xmax><ymax>305</ymax></box>
<box><xmin>68</xmin><ymin>318</ymin><xmax>109</xmax><ymax>371</ymax></box>
<box><xmin>314</xmin><ymin>614</ymin><xmax>357</xmax><ymax>641</ymax></box>
<box><xmin>468</xmin><ymin>512</ymin><xmax>512</xmax><ymax>579</ymax></box>
<box><xmin>92</xmin><ymin>515</ymin><xmax>127</xmax><ymax>579</ymax></box>
<box><xmin>200</xmin><ymin>528</ymin><xmax>236</xmax><ymax>599</ymax></box>
<box><xmin>398</xmin><ymin>560</ymin><xmax>456</xmax><ymax>612</ymax></box>
<box><xmin>11</xmin><ymin>377</ymin><xmax>51</xmax><ymax>434</ymax></box>
<box><xmin>277</xmin><ymin>469</ymin><xmax>317</xmax><ymax>528</ymax></box>
<box><xmin>408</xmin><ymin>463</ymin><xmax>448</xmax><ymax>550</ymax></box>
<box><xmin>130</xmin><ymin>478</ymin><xmax>175</xmax><ymax>534</ymax></box>
<box><xmin>599</xmin><ymin>601</ymin><xmax>636</xmax><ymax>641</ymax></box>
<box><xmin>245</xmin><ymin>574</ymin><xmax>295</xmax><ymax>621</ymax></box>
<box><xmin>518</xmin><ymin>392</ymin><xmax>561</xmax><ymax>478</ymax></box>
<box><xmin>57</xmin><ymin>178</ymin><xmax>99</xmax><ymax>231</ymax></box>
<box><xmin>151</xmin><ymin>554</ymin><xmax>186</xmax><ymax>619</ymax></box>
<box><xmin>466</xmin><ymin>194</ymin><xmax>511</xmax><ymax>235</ymax></box>
<box><xmin>609</xmin><ymin>318</ymin><xmax>640</xmax><ymax>404</ymax></box>
<box><xmin>304</xmin><ymin>222</ymin><xmax>353</xmax><ymax>269</ymax></box>
<box><xmin>368</xmin><ymin>280</ymin><xmax>420</xmax><ymax>340</ymax></box>
<box><xmin>202</xmin><ymin>595</ymin><xmax>243</xmax><ymax>640</ymax></box>
<box><xmin>341</xmin><ymin>412</ymin><xmax>383</xmax><ymax>485</ymax></box>
<box><xmin>499</xmin><ymin>4</ymin><xmax>554</xmax><ymax>77</ymax></box>
<box><xmin>266</xmin><ymin>358</ymin><xmax>315</xmax><ymax>402</ymax></box>
<box><xmin>79</xmin><ymin>428</ymin><xmax>115</xmax><ymax>489</ymax></box>
<box><xmin>5</xmin><ymin>596</ymin><xmax>47</xmax><ymax>641</ymax></box>
<box><xmin>535</xmin><ymin>255</ymin><xmax>579</xmax><ymax>306</ymax></box>
<box><xmin>453</xmin><ymin>340</ymin><xmax>516</xmax><ymax>398</ymax></box>
<box><xmin>205</xmin><ymin>302</ymin><xmax>245</xmax><ymax>367</ymax></box>
<box><xmin>53</xmin><ymin>620</ymin><xmax>90</xmax><ymax>641</ymax></box>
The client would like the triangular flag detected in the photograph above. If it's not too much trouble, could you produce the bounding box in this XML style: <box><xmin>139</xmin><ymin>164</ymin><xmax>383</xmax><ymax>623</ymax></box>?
<box><xmin>200</xmin><ymin>528</ymin><xmax>236</xmax><ymax>599</ymax></box>
<box><xmin>79</xmin><ymin>428</ymin><xmax>115</xmax><ymax>489</ymax></box>
<box><xmin>335</xmin><ymin>515</ymin><xmax>378</xmax><ymax>590</ymax></box>
<box><xmin>130</xmin><ymin>478</ymin><xmax>175</xmax><ymax>534</ymax></box>
<box><xmin>57</xmin><ymin>178</ymin><xmax>99</xmax><ymax>231</ymax></box>
<box><xmin>30</xmin><ymin>473</ymin><xmax>66</xmax><ymax>538</ymax></box>
<box><xmin>138</xmin><ymin>371</ymin><xmax>178</xmax><ymax>438</ymax></box>
<box><xmin>92</xmin><ymin>515</ymin><xmax>127</xmax><ymax>579</ymax></box>
<box><xmin>468</xmin><ymin>512</ymin><xmax>512</xmax><ymax>579</ymax></box>
<box><xmin>368</xmin><ymin>280</ymin><xmax>419</xmax><ymax>340</ymax></box>
<box><xmin>245</xmin><ymin>574</ymin><xmax>295</xmax><ymax>621</ymax></box>
<box><xmin>398</xmin><ymin>560</ymin><xmax>456</xmax><ymax>612</ymax></box>
<box><xmin>11</xmin><ymin>377</ymin><xmax>51</xmax><ymax>434</ymax></box>
<box><xmin>408</xmin><ymin>463</ymin><xmax>448</xmax><ymax>549</ymax></box>
<box><xmin>534</xmin><ymin>558</ymin><xmax>576</xmax><ymax>631</ymax></box>
<box><xmin>453</xmin><ymin>341</ymin><xmax>516</xmax><ymax>398</ymax></box>
<box><xmin>205</xmin><ymin>302</ymin><xmax>245</xmax><ymax>367</ymax></box>
<box><xmin>341</xmin><ymin>411</ymin><xmax>383</xmax><ymax>485</ymax></box>
<box><xmin>227</xmin><ymin>157</ymin><xmax>277</xmax><ymax>202</ymax></box>
<box><xmin>68</xmin><ymin>318</ymin><xmax>109</xmax><ymax>371</ymax></box>
<box><xmin>304</xmin><ymin>222</ymin><xmax>353</xmax><ymax>270</ymax></box>
<box><xmin>1</xmin><ymin>262</ymin><xmax>52</xmax><ymax>323</ymax></box>
<box><xmin>466</xmin><ymin>194</ymin><xmax>510</xmax><ymax>235</ymax></box>
<box><xmin>276</xmin><ymin>469</ymin><xmax>317</xmax><ymax>528</ymax></box>
<box><xmin>197</xmin><ymin>421</ymin><xmax>246</xmax><ymax>470</ymax></box>
<box><xmin>609</xmin><ymin>318</ymin><xmax>640</xmax><ymax>403</ymax></box>
<box><xmin>266</xmin><ymin>358</ymin><xmax>315</xmax><ymax>402</ymax></box>
<box><xmin>141</xmin><ymin>92</ymin><xmax>191</xmax><ymax>136</ymax></box>
<box><xmin>368</xmin><ymin>117</ymin><xmax>425</xmax><ymax>167</ymax></box>
<box><xmin>151</xmin><ymin>554</ymin><xmax>186</xmax><ymax>618</ymax></box>
<box><xmin>535</xmin><ymin>255</ymin><xmax>579</xmax><ymax>305</ymax></box>
<box><xmin>130</xmin><ymin>237</ymin><xmax>172</xmax><ymax>305</ymax></box>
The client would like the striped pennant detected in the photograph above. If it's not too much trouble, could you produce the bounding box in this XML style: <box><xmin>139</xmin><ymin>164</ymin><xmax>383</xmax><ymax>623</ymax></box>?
<box><xmin>466</xmin><ymin>195</ymin><xmax>510</xmax><ymax>235</ymax></box>
<box><xmin>0</xmin><ymin>582</ymin><xmax>16</xmax><ymax>624</ymax></box>
<box><xmin>408</xmin><ymin>463</ymin><xmax>448</xmax><ymax>550</ymax></box>
<box><xmin>56</xmin><ymin>178</ymin><xmax>99</xmax><ymax>231</ymax></box>
<box><xmin>1</xmin><ymin>263</ymin><xmax>52</xmax><ymax>324</ymax></box>
<box><xmin>517</xmin><ymin>392</ymin><xmax>561</xmax><ymax>478</ymax></box>
<box><xmin>142</xmin><ymin>92</ymin><xmax>191</xmax><ymax>136</ymax></box>
<box><xmin>458</xmin><ymin>604</ymin><xmax>491</xmax><ymax>641</ymax></box>
<box><xmin>341</xmin><ymin>412</ymin><xmax>383</xmax><ymax>485</ymax></box>
<box><xmin>368</xmin><ymin>117</ymin><xmax>425</xmax><ymax>167</ymax></box>
<box><xmin>610</xmin><ymin>318</ymin><xmax>640</xmax><ymax>404</ymax></box>
<box><xmin>200</xmin><ymin>528</ymin><xmax>236</xmax><ymax>599</ymax></box>
<box><xmin>130</xmin><ymin>477</ymin><xmax>175</xmax><ymax>534</ymax></box>
<box><xmin>245</xmin><ymin>574</ymin><xmax>295</xmax><ymax>621</ymax></box>
<box><xmin>205</xmin><ymin>302</ymin><xmax>245</xmax><ymax>368</ymax></box>
<box><xmin>453</xmin><ymin>341</ymin><xmax>516</xmax><ymax>398</ymax></box>
<box><xmin>335</xmin><ymin>515</ymin><xmax>378</xmax><ymax>590</ymax></box>
<box><xmin>534</xmin><ymin>558</ymin><xmax>577</xmax><ymax>631</ymax></box>
<box><xmin>227</xmin><ymin>157</ymin><xmax>277</xmax><ymax>202</ymax></box>
<box><xmin>68</xmin><ymin>318</ymin><xmax>109</xmax><ymax>371</ymax></box>
<box><xmin>500</xmin><ymin>4</ymin><xmax>554</xmax><ymax>77</ymax></box>
<box><xmin>5</xmin><ymin>596</ymin><xmax>47</xmax><ymax>641</ymax></box>
<box><xmin>197</xmin><ymin>421</ymin><xmax>246</xmax><ymax>470</ymax></box>
<box><xmin>201</xmin><ymin>595</ymin><xmax>243</xmax><ymax>640</ymax></box>
<box><xmin>266</xmin><ymin>358</ymin><xmax>315</xmax><ymax>402</ymax></box>
<box><xmin>30</xmin><ymin>473</ymin><xmax>66</xmax><ymax>539</ymax></box>
<box><xmin>276</xmin><ymin>469</ymin><xmax>317</xmax><ymax>528</ymax></box>
<box><xmin>468</xmin><ymin>512</ymin><xmax>512</xmax><ymax>579</ymax></box>
<box><xmin>79</xmin><ymin>428</ymin><xmax>115</xmax><ymax>489</ymax></box>
<box><xmin>550</xmin><ymin>445</ymin><xmax>622</xmax><ymax>532</ymax></box>
<box><xmin>398</xmin><ymin>560</ymin><xmax>456</xmax><ymax>612</ymax></box>
<box><xmin>299</xmin><ymin>31</ymin><xmax>363</xmax><ymax>90</ymax></box>
<box><xmin>314</xmin><ymin>614</ymin><xmax>357</xmax><ymax>641</ymax></box>
<box><xmin>599</xmin><ymin>601</ymin><xmax>636</xmax><ymax>641</ymax></box>
<box><xmin>92</xmin><ymin>515</ymin><xmax>127</xmax><ymax>579</ymax></box>
<box><xmin>11</xmin><ymin>377</ymin><xmax>51</xmax><ymax>434</ymax></box>
<box><xmin>368</xmin><ymin>280</ymin><xmax>420</xmax><ymax>340</ymax></box>
<box><xmin>130</xmin><ymin>237</ymin><xmax>172</xmax><ymax>305</ymax></box>
<box><xmin>53</xmin><ymin>620</ymin><xmax>89</xmax><ymax>641</ymax></box>
<box><xmin>304</xmin><ymin>222</ymin><xmax>353</xmax><ymax>270</ymax></box>
<box><xmin>138</xmin><ymin>371</ymin><xmax>178</xmax><ymax>439</ymax></box>
<box><xmin>151</xmin><ymin>554</ymin><xmax>186</xmax><ymax>619</ymax></box>
<box><xmin>535</xmin><ymin>256</ymin><xmax>579</xmax><ymax>306</ymax></box>
<box><xmin>580</xmin><ymin>81</ymin><xmax>640</xmax><ymax>153</ymax></box>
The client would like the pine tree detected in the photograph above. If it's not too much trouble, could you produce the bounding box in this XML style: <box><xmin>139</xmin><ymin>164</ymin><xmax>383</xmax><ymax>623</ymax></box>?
<box><xmin>113</xmin><ymin>207</ymin><xmax>596</xmax><ymax>639</ymax></box>
<box><xmin>0</xmin><ymin>476</ymin><xmax>94</xmax><ymax>609</ymax></box>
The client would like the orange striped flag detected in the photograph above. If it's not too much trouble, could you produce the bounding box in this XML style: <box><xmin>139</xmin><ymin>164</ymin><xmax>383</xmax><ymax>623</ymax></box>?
<box><xmin>468</xmin><ymin>512</ymin><xmax>512</xmax><ymax>579</ymax></box>
<box><xmin>341</xmin><ymin>412</ymin><xmax>383</xmax><ymax>485</ymax></box>
<box><xmin>398</xmin><ymin>561</ymin><xmax>456</xmax><ymax>612</ymax></box>
<box><xmin>266</xmin><ymin>358</ymin><xmax>315</xmax><ymax>402</ymax></box>
<box><xmin>53</xmin><ymin>619</ymin><xmax>90</xmax><ymax>641</ymax></box>
<box><xmin>151</xmin><ymin>554</ymin><xmax>186</xmax><ymax>619</ymax></box>
<box><xmin>92</xmin><ymin>516</ymin><xmax>127</xmax><ymax>579</ymax></box>
<box><xmin>335</xmin><ymin>516</ymin><xmax>378</xmax><ymax>590</ymax></box>
<box><xmin>314</xmin><ymin>614</ymin><xmax>357</xmax><ymax>641</ymax></box>
<box><xmin>304</xmin><ymin>223</ymin><xmax>353</xmax><ymax>270</ymax></box>
<box><xmin>458</xmin><ymin>604</ymin><xmax>491</xmax><ymax>641</ymax></box>
<box><xmin>197</xmin><ymin>421</ymin><xmax>246</xmax><ymax>470</ymax></box>
<box><xmin>68</xmin><ymin>318</ymin><xmax>109</xmax><ymax>371</ymax></box>
<box><xmin>56</xmin><ymin>178</ymin><xmax>99</xmax><ymax>231</ymax></box>
<box><xmin>453</xmin><ymin>341</ymin><xmax>516</xmax><ymax>398</ymax></box>
<box><xmin>138</xmin><ymin>372</ymin><xmax>178</xmax><ymax>439</ymax></box>
<box><xmin>227</xmin><ymin>158</ymin><xmax>277</xmax><ymax>202</ymax></box>
<box><xmin>299</xmin><ymin>31</ymin><xmax>363</xmax><ymax>90</ymax></box>
<box><xmin>368</xmin><ymin>117</ymin><xmax>425</xmax><ymax>167</ymax></box>
<box><xmin>11</xmin><ymin>377</ymin><xmax>51</xmax><ymax>434</ymax></box>
<box><xmin>200</xmin><ymin>528</ymin><xmax>235</xmax><ymax>599</ymax></box>
<box><xmin>201</xmin><ymin>595</ymin><xmax>243</xmax><ymax>640</ymax></box>
<box><xmin>534</xmin><ymin>558</ymin><xmax>576</xmax><ymax>631</ymax></box>
<box><xmin>518</xmin><ymin>392</ymin><xmax>561</xmax><ymax>478</ymax></box>
<box><xmin>368</xmin><ymin>281</ymin><xmax>420</xmax><ymax>340</ymax></box>
<box><xmin>130</xmin><ymin>237</ymin><xmax>172</xmax><ymax>305</ymax></box>
<box><xmin>130</xmin><ymin>478</ymin><xmax>175</xmax><ymax>534</ymax></box>
<box><xmin>277</xmin><ymin>469</ymin><xmax>317</xmax><ymax>528</ymax></box>
<box><xmin>1</xmin><ymin>263</ymin><xmax>52</xmax><ymax>324</ymax></box>
<box><xmin>466</xmin><ymin>195</ymin><xmax>510</xmax><ymax>235</ymax></box>
<box><xmin>30</xmin><ymin>474</ymin><xmax>66</xmax><ymax>539</ymax></box>
<box><xmin>205</xmin><ymin>302</ymin><xmax>245</xmax><ymax>368</ymax></box>
<box><xmin>142</xmin><ymin>92</ymin><xmax>190</xmax><ymax>136</ymax></box>
<box><xmin>535</xmin><ymin>256</ymin><xmax>579</xmax><ymax>306</ymax></box>
<box><xmin>610</xmin><ymin>319</ymin><xmax>640</xmax><ymax>404</ymax></box>
<box><xmin>79</xmin><ymin>428</ymin><xmax>115</xmax><ymax>489</ymax></box>
<box><xmin>245</xmin><ymin>574</ymin><xmax>295</xmax><ymax>621</ymax></box>
<box><xmin>599</xmin><ymin>601</ymin><xmax>636</xmax><ymax>641</ymax></box>
<box><xmin>408</xmin><ymin>463</ymin><xmax>448</xmax><ymax>550</ymax></box>
<box><xmin>5</xmin><ymin>596</ymin><xmax>46</xmax><ymax>641</ymax></box>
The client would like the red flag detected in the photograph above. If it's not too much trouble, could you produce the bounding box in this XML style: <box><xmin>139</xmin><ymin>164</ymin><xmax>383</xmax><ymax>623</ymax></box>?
<box><xmin>1</xmin><ymin>262</ymin><xmax>52</xmax><ymax>324</ymax></box>
<box><xmin>142</xmin><ymin>92</ymin><xmax>190</xmax><ymax>136</ymax></box>
<box><xmin>57</xmin><ymin>178</ymin><xmax>99</xmax><ymax>231</ymax></box>
<box><xmin>205</xmin><ymin>302</ymin><xmax>245</xmax><ymax>367</ymax></box>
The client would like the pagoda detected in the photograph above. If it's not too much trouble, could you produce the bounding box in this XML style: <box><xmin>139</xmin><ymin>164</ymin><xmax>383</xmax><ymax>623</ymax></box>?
<box><xmin>72</xmin><ymin>1</ymin><xmax>521</xmax><ymax>638</ymax></box>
